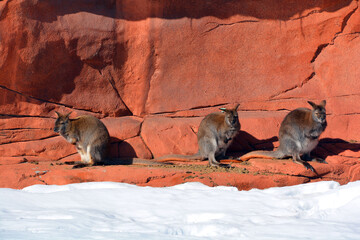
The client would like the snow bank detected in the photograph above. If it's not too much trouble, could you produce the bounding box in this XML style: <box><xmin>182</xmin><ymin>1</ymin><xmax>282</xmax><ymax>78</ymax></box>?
<box><xmin>1</xmin><ymin>181</ymin><xmax>360</xmax><ymax>240</ymax></box>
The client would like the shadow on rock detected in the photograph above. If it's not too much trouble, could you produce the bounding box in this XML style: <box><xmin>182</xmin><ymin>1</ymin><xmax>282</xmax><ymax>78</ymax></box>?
<box><xmin>228</xmin><ymin>130</ymin><xmax>279</xmax><ymax>156</ymax></box>
<box><xmin>23</xmin><ymin>0</ymin><xmax>353</xmax><ymax>22</ymax></box>
<box><xmin>105</xmin><ymin>137</ymin><xmax>141</xmax><ymax>165</ymax></box>
<box><xmin>314</xmin><ymin>138</ymin><xmax>360</xmax><ymax>159</ymax></box>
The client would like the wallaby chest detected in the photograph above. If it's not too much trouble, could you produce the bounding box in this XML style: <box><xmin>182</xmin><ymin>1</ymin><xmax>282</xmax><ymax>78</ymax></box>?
<box><xmin>299</xmin><ymin>138</ymin><xmax>319</xmax><ymax>154</ymax></box>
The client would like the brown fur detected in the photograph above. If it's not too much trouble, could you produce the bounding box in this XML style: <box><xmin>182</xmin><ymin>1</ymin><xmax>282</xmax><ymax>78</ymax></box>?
<box><xmin>157</xmin><ymin>104</ymin><xmax>240</xmax><ymax>167</ymax></box>
<box><xmin>54</xmin><ymin>112</ymin><xmax>110</xmax><ymax>167</ymax></box>
<box><xmin>55</xmin><ymin>112</ymin><xmax>171</xmax><ymax>167</ymax></box>
<box><xmin>240</xmin><ymin>100</ymin><xmax>327</xmax><ymax>172</ymax></box>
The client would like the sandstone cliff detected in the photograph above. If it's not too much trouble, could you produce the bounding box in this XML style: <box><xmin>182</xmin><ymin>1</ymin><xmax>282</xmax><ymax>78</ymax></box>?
<box><xmin>0</xmin><ymin>0</ymin><xmax>359</xmax><ymax>189</ymax></box>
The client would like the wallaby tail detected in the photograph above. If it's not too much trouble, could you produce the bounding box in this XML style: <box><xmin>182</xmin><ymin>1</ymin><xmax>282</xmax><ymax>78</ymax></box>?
<box><xmin>156</xmin><ymin>152</ymin><xmax>203</xmax><ymax>162</ymax></box>
<box><xmin>240</xmin><ymin>150</ymin><xmax>285</xmax><ymax>161</ymax></box>
<box><xmin>132</xmin><ymin>158</ymin><xmax>173</xmax><ymax>165</ymax></box>
<box><xmin>102</xmin><ymin>157</ymin><xmax>172</xmax><ymax>166</ymax></box>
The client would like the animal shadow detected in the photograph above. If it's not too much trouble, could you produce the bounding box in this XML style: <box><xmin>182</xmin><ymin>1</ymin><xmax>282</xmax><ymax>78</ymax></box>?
<box><xmin>105</xmin><ymin>137</ymin><xmax>139</xmax><ymax>165</ymax></box>
<box><xmin>314</xmin><ymin>138</ymin><xmax>360</xmax><ymax>159</ymax></box>
<box><xmin>228</xmin><ymin>130</ymin><xmax>278</xmax><ymax>157</ymax></box>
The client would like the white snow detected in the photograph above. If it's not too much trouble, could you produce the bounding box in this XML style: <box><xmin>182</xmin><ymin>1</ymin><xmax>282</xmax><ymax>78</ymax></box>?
<box><xmin>1</xmin><ymin>180</ymin><xmax>360</xmax><ymax>240</ymax></box>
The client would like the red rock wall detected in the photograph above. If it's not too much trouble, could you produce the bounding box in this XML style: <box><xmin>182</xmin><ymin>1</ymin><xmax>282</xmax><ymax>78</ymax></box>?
<box><xmin>1</xmin><ymin>0</ymin><xmax>360</xmax><ymax>162</ymax></box>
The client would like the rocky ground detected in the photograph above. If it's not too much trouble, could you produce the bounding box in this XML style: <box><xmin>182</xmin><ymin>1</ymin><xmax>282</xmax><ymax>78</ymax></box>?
<box><xmin>1</xmin><ymin>142</ymin><xmax>359</xmax><ymax>190</ymax></box>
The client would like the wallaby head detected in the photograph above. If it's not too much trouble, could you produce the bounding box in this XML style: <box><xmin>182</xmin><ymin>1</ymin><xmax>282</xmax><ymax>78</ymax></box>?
<box><xmin>308</xmin><ymin>100</ymin><xmax>326</xmax><ymax>124</ymax></box>
<box><xmin>54</xmin><ymin>111</ymin><xmax>72</xmax><ymax>136</ymax></box>
<box><xmin>219</xmin><ymin>104</ymin><xmax>240</xmax><ymax>126</ymax></box>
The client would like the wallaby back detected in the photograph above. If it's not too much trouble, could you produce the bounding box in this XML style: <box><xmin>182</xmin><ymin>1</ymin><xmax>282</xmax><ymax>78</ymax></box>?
<box><xmin>54</xmin><ymin>112</ymin><xmax>110</xmax><ymax>166</ymax></box>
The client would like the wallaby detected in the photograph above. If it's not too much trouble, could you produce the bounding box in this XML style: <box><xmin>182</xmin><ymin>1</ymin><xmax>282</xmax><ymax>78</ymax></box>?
<box><xmin>54</xmin><ymin>112</ymin><xmax>110</xmax><ymax>168</ymax></box>
<box><xmin>54</xmin><ymin>112</ymin><xmax>171</xmax><ymax>168</ymax></box>
<box><xmin>157</xmin><ymin>104</ymin><xmax>240</xmax><ymax>167</ymax></box>
<box><xmin>240</xmin><ymin>100</ymin><xmax>327</xmax><ymax>172</ymax></box>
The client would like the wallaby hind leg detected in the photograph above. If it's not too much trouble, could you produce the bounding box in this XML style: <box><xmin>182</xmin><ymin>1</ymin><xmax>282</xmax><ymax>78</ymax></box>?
<box><xmin>72</xmin><ymin>145</ymin><xmax>90</xmax><ymax>168</ymax></box>
<box><xmin>89</xmin><ymin>144</ymin><xmax>106</xmax><ymax>165</ymax></box>
<box><xmin>208</xmin><ymin>151</ymin><xmax>221</xmax><ymax>167</ymax></box>
<box><xmin>208</xmin><ymin>149</ymin><xmax>232</xmax><ymax>168</ymax></box>
<box><xmin>84</xmin><ymin>145</ymin><xmax>98</xmax><ymax>166</ymax></box>
<box><xmin>72</xmin><ymin>145</ymin><xmax>94</xmax><ymax>168</ymax></box>
<box><xmin>72</xmin><ymin>153</ymin><xmax>91</xmax><ymax>168</ymax></box>
<box><xmin>292</xmin><ymin>153</ymin><xmax>315</xmax><ymax>172</ymax></box>
<box><xmin>216</xmin><ymin>148</ymin><xmax>230</xmax><ymax>159</ymax></box>
<box><xmin>76</xmin><ymin>145</ymin><xmax>85</xmax><ymax>160</ymax></box>
<box><xmin>200</xmin><ymin>138</ymin><xmax>221</xmax><ymax>167</ymax></box>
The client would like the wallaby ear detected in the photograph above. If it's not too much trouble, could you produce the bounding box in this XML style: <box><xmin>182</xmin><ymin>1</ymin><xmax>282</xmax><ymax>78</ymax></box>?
<box><xmin>307</xmin><ymin>101</ymin><xmax>317</xmax><ymax>109</ymax></box>
<box><xmin>219</xmin><ymin>107</ymin><xmax>227</xmax><ymax>113</ymax></box>
<box><xmin>64</xmin><ymin>112</ymin><xmax>72</xmax><ymax>119</ymax></box>
<box><xmin>319</xmin><ymin>100</ymin><xmax>326</xmax><ymax>108</ymax></box>
<box><xmin>234</xmin><ymin>104</ymin><xmax>240</xmax><ymax>111</ymax></box>
<box><xmin>55</xmin><ymin>111</ymin><xmax>62</xmax><ymax>118</ymax></box>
